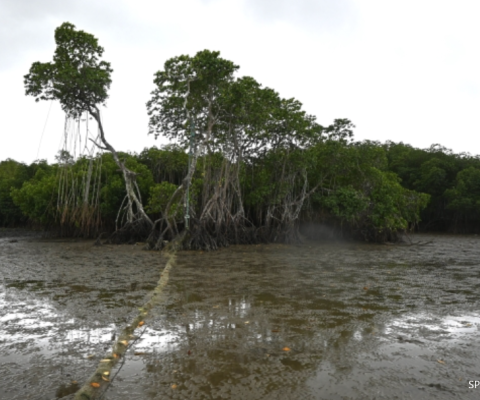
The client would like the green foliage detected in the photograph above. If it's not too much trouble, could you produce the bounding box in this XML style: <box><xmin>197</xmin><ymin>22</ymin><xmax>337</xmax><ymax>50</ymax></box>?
<box><xmin>0</xmin><ymin>160</ymin><xmax>31</xmax><ymax>226</ymax></box>
<box><xmin>320</xmin><ymin>186</ymin><xmax>368</xmax><ymax>223</ymax></box>
<box><xmin>138</xmin><ymin>145</ymin><xmax>188</xmax><ymax>184</ymax></box>
<box><xmin>414</xmin><ymin>158</ymin><xmax>451</xmax><ymax>195</ymax></box>
<box><xmin>147</xmin><ymin>50</ymin><xmax>239</xmax><ymax>145</ymax></box>
<box><xmin>309</xmin><ymin>141</ymin><xmax>430</xmax><ymax>240</ymax></box>
<box><xmin>144</xmin><ymin>46</ymin><xmax>432</xmax><ymax>241</ymax></box>
<box><xmin>243</xmin><ymin>166</ymin><xmax>274</xmax><ymax>209</ymax></box>
<box><xmin>445</xmin><ymin>167</ymin><xmax>480</xmax><ymax>217</ymax></box>
<box><xmin>6</xmin><ymin>152</ymin><xmax>154</xmax><ymax>232</ymax></box>
<box><xmin>1</xmin><ymin>139</ymin><xmax>436</xmax><ymax>241</ymax></box>
<box><xmin>364</xmin><ymin>169</ymin><xmax>428</xmax><ymax>235</ymax></box>
<box><xmin>24</xmin><ymin>22</ymin><xmax>113</xmax><ymax>118</ymax></box>
<box><xmin>10</xmin><ymin>163</ymin><xmax>58</xmax><ymax>225</ymax></box>
<box><xmin>98</xmin><ymin>153</ymin><xmax>154</xmax><ymax>221</ymax></box>
<box><xmin>385</xmin><ymin>141</ymin><xmax>480</xmax><ymax>231</ymax></box>
<box><xmin>146</xmin><ymin>181</ymin><xmax>184</xmax><ymax>220</ymax></box>
<box><xmin>324</xmin><ymin>119</ymin><xmax>355</xmax><ymax>143</ymax></box>
<box><xmin>15</xmin><ymin>37</ymin><xmax>459</xmax><ymax>240</ymax></box>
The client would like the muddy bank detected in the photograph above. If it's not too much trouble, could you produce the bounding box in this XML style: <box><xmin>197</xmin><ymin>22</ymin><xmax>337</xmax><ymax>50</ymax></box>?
<box><xmin>0</xmin><ymin>236</ymin><xmax>165</xmax><ymax>400</ymax></box>
<box><xmin>0</xmin><ymin>227</ymin><xmax>44</xmax><ymax>239</ymax></box>
<box><xmin>1</xmin><ymin>234</ymin><xmax>479</xmax><ymax>399</ymax></box>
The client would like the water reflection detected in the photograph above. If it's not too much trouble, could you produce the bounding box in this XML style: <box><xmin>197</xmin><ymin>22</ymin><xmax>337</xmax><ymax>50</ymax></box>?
<box><xmin>0</xmin><ymin>285</ymin><xmax>117</xmax><ymax>361</ymax></box>
<box><xmin>110</xmin><ymin>238</ymin><xmax>480</xmax><ymax>399</ymax></box>
<box><xmin>385</xmin><ymin>311</ymin><xmax>480</xmax><ymax>340</ymax></box>
<box><xmin>1</xmin><ymin>235</ymin><xmax>480</xmax><ymax>399</ymax></box>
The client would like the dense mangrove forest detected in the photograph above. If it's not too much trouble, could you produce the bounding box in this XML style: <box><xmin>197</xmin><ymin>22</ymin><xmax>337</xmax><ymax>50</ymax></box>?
<box><xmin>3</xmin><ymin>138</ymin><xmax>480</xmax><ymax>245</ymax></box>
<box><xmin>2</xmin><ymin>22</ymin><xmax>480</xmax><ymax>249</ymax></box>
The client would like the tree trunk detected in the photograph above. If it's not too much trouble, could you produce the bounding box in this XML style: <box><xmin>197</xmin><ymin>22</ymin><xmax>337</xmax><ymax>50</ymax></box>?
<box><xmin>89</xmin><ymin>106</ymin><xmax>153</xmax><ymax>229</ymax></box>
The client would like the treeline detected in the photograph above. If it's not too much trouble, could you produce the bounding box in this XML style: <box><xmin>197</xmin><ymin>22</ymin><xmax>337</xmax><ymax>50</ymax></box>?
<box><xmin>385</xmin><ymin>142</ymin><xmax>480</xmax><ymax>233</ymax></box>
<box><xmin>0</xmin><ymin>138</ymin><xmax>429</xmax><ymax>238</ymax></box>
<box><xmin>2</xmin><ymin>139</ymin><xmax>479</xmax><ymax>241</ymax></box>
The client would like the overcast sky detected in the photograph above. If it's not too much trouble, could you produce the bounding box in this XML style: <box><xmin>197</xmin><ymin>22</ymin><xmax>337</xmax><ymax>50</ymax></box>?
<box><xmin>1</xmin><ymin>0</ymin><xmax>479</xmax><ymax>163</ymax></box>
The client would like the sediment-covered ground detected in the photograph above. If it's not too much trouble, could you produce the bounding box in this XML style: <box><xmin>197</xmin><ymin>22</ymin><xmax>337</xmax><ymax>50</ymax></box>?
<box><xmin>0</xmin><ymin>232</ymin><xmax>479</xmax><ymax>399</ymax></box>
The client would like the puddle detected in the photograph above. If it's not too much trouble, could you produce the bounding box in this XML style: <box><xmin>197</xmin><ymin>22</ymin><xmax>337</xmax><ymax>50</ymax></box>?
<box><xmin>385</xmin><ymin>312</ymin><xmax>480</xmax><ymax>340</ymax></box>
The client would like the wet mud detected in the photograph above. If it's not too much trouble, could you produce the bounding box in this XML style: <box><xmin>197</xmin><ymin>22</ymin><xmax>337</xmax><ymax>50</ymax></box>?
<box><xmin>0</xmin><ymin>233</ymin><xmax>479</xmax><ymax>399</ymax></box>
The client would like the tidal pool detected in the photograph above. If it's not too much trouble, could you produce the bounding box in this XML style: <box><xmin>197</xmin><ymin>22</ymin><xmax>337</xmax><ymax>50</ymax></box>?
<box><xmin>0</xmin><ymin>233</ymin><xmax>479</xmax><ymax>399</ymax></box>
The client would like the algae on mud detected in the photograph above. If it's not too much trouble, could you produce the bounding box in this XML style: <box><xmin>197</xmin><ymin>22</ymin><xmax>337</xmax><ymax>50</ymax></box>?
<box><xmin>0</xmin><ymin>233</ymin><xmax>479</xmax><ymax>399</ymax></box>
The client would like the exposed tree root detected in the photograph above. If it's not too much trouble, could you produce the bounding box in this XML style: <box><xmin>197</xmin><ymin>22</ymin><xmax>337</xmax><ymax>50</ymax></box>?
<box><xmin>105</xmin><ymin>219</ymin><xmax>153</xmax><ymax>245</ymax></box>
<box><xmin>143</xmin><ymin>219</ymin><xmax>308</xmax><ymax>252</ymax></box>
<box><xmin>93</xmin><ymin>232</ymin><xmax>106</xmax><ymax>246</ymax></box>
<box><xmin>176</xmin><ymin>221</ymin><xmax>263</xmax><ymax>251</ymax></box>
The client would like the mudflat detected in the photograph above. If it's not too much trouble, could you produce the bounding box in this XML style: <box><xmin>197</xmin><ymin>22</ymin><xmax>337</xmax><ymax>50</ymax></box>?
<box><xmin>0</xmin><ymin>233</ymin><xmax>479</xmax><ymax>399</ymax></box>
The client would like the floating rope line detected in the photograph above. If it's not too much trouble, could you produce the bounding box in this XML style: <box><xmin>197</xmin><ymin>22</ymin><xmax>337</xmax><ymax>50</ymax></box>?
<box><xmin>73</xmin><ymin>236</ymin><xmax>183</xmax><ymax>400</ymax></box>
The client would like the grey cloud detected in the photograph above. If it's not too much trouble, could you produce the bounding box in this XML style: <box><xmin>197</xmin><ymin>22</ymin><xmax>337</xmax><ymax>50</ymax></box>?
<box><xmin>0</xmin><ymin>0</ymin><xmax>140</xmax><ymax>71</ymax></box>
<box><xmin>241</xmin><ymin>0</ymin><xmax>356</xmax><ymax>33</ymax></box>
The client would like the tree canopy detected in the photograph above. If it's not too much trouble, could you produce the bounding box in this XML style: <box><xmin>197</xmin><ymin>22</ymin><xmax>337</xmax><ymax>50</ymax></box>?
<box><xmin>24</xmin><ymin>22</ymin><xmax>153</xmax><ymax>237</ymax></box>
<box><xmin>24</xmin><ymin>22</ymin><xmax>113</xmax><ymax>118</ymax></box>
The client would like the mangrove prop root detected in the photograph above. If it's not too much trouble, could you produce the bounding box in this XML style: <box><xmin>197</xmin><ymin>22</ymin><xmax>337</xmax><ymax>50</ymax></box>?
<box><xmin>106</xmin><ymin>219</ymin><xmax>152</xmax><ymax>245</ymax></box>
<box><xmin>93</xmin><ymin>232</ymin><xmax>106</xmax><ymax>247</ymax></box>
<box><xmin>73</xmin><ymin>243</ymin><xmax>178</xmax><ymax>400</ymax></box>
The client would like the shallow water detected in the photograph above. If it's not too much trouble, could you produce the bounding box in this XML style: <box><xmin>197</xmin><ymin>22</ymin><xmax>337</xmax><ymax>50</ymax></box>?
<box><xmin>0</xmin><ymin>233</ymin><xmax>479</xmax><ymax>399</ymax></box>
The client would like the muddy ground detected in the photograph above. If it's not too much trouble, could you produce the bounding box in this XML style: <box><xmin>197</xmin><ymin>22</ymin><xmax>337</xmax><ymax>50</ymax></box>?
<box><xmin>0</xmin><ymin>230</ymin><xmax>479</xmax><ymax>399</ymax></box>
